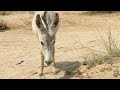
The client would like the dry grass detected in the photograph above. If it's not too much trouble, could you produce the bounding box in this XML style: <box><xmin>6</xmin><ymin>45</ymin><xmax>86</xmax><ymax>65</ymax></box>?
<box><xmin>0</xmin><ymin>11</ymin><xmax>34</xmax><ymax>15</ymax></box>
<box><xmin>0</xmin><ymin>11</ymin><xmax>33</xmax><ymax>30</ymax></box>
<box><xmin>77</xmin><ymin>24</ymin><xmax>120</xmax><ymax>72</ymax></box>
<box><xmin>81</xmin><ymin>11</ymin><xmax>115</xmax><ymax>15</ymax></box>
<box><xmin>0</xmin><ymin>11</ymin><xmax>13</xmax><ymax>15</ymax></box>
<box><xmin>97</xmin><ymin>26</ymin><xmax>120</xmax><ymax>57</ymax></box>
<box><xmin>113</xmin><ymin>69</ymin><xmax>120</xmax><ymax>77</ymax></box>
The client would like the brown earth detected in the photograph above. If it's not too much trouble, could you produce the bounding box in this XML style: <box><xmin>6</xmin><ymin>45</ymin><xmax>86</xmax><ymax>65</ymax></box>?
<box><xmin>1</xmin><ymin>11</ymin><xmax>120</xmax><ymax>79</ymax></box>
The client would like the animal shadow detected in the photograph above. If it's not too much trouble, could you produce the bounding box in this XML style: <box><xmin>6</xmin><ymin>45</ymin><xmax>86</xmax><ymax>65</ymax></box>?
<box><xmin>55</xmin><ymin>61</ymin><xmax>81</xmax><ymax>79</ymax></box>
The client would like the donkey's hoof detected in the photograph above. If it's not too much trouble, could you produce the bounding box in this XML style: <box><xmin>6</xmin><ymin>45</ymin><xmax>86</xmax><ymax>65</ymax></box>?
<box><xmin>39</xmin><ymin>73</ymin><xmax>43</xmax><ymax>76</ymax></box>
<box><xmin>52</xmin><ymin>69</ymin><xmax>60</xmax><ymax>74</ymax></box>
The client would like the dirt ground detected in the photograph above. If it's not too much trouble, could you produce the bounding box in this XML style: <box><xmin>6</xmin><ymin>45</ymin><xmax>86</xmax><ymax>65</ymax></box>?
<box><xmin>1</xmin><ymin>11</ymin><xmax>120</xmax><ymax>79</ymax></box>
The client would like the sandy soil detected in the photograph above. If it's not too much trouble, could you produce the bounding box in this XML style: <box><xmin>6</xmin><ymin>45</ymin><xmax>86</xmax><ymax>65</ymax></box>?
<box><xmin>1</xmin><ymin>11</ymin><xmax>120</xmax><ymax>79</ymax></box>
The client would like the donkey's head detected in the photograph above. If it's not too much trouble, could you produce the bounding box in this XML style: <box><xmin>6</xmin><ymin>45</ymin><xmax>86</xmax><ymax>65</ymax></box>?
<box><xmin>36</xmin><ymin>11</ymin><xmax>59</xmax><ymax>65</ymax></box>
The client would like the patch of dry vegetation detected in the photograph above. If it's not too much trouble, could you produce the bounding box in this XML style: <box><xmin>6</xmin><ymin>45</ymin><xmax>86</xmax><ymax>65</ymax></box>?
<box><xmin>74</xmin><ymin>25</ymin><xmax>120</xmax><ymax>79</ymax></box>
<box><xmin>0</xmin><ymin>11</ymin><xmax>33</xmax><ymax>30</ymax></box>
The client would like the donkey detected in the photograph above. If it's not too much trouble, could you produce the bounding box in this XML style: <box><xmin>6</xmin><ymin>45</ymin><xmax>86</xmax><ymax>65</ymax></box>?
<box><xmin>32</xmin><ymin>11</ymin><xmax>59</xmax><ymax>76</ymax></box>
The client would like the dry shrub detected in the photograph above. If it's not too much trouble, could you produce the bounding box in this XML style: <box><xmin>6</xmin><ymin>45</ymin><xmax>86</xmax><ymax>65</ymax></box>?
<box><xmin>0</xmin><ymin>20</ymin><xmax>10</xmax><ymax>31</ymax></box>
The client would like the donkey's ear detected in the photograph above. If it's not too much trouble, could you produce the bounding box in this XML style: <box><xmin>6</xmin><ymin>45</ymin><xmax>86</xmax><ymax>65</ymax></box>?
<box><xmin>54</xmin><ymin>13</ymin><xmax>59</xmax><ymax>27</ymax></box>
<box><xmin>51</xmin><ymin>13</ymin><xmax>59</xmax><ymax>35</ymax></box>
<box><xmin>36</xmin><ymin>14</ymin><xmax>45</xmax><ymax>29</ymax></box>
<box><xmin>42</xmin><ymin>11</ymin><xmax>47</xmax><ymax>27</ymax></box>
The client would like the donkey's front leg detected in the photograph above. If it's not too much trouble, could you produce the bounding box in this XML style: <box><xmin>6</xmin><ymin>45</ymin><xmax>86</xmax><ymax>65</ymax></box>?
<box><xmin>52</xmin><ymin>48</ymin><xmax>60</xmax><ymax>74</ymax></box>
<box><xmin>40</xmin><ymin>52</ymin><xmax>44</xmax><ymax>76</ymax></box>
<box><xmin>52</xmin><ymin>59</ymin><xmax>60</xmax><ymax>74</ymax></box>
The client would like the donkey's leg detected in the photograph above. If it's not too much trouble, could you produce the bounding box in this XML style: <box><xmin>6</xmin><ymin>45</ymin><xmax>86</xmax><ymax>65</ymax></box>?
<box><xmin>40</xmin><ymin>52</ymin><xmax>44</xmax><ymax>76</ymax></box>
<box><xmin>52</xmin><ymin>59</ymin><xmax>60</xmax><ymax>74</ymax></box>
<box><xmin>52</xmin><ymin>47</ymin><xmax>60</xmax><ymax>74</ymax></box>
<box><xmin>37</xmin><ymin>32</ymin><xmax>44</xmax><ymax>76</ymax></box>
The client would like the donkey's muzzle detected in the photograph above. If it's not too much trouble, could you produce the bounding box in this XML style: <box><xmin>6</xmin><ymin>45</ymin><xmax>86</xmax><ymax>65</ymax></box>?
<box><xmin>45</xmin><ymin>61</ymin><xmax>53</xmax><ymax>65</ymax></box>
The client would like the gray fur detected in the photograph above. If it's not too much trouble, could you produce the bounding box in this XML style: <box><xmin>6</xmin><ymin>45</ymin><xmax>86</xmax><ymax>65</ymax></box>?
<box><xmin>32</xmin><ymin>11</ymin><xmax>59</xmax><ymax>76</ymax></box>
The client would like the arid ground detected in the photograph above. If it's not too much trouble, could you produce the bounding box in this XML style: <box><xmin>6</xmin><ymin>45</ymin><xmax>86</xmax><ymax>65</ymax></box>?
<box><xmin>1</xmin><ymin>11</ymin><xmax>120</xmax><ymax>79</ymax></box>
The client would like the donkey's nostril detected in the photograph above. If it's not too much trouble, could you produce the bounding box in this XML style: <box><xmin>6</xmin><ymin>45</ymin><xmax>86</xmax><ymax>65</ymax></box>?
<box><xmin>45</xmin><ymin>61</ymin><xmax>52</xmax><ymax>65</ymax></box>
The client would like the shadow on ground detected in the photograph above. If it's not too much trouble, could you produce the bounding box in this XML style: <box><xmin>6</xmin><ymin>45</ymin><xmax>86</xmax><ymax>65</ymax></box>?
<box><xmin>55</xmin><ymin>61</ymin><xmax>81</xmax><ymax>79</ymax></box>
<box><xmin>82</xmin><ymin>11</ymin><xmax>114</xmax><ymax>15</ymax></box>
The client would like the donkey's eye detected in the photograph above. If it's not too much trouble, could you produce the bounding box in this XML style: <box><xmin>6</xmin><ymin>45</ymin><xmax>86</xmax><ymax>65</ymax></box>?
<box><xmin>41</xmin><ymin>42</ymin><xmax>44</xmax><ymax>45</ymax></box>
<box><xmin>54</xmin><ymin>21</ymin><xmax>57</xmax><ymax>26</ymax></box>
<box><xmin>53</xmin><ymin>41</ymin><xmax>56</xmax><ymax>44</ymax></box>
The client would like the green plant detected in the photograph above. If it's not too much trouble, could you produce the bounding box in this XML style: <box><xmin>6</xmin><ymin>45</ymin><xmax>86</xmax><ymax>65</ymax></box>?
<box><xmin>97</xmin><ymin>26</ymin><xmax>120</xmax><ymax>57</ymax></box>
